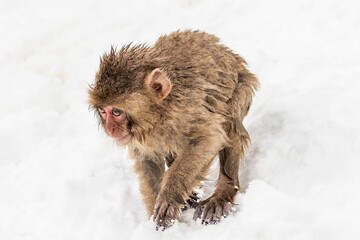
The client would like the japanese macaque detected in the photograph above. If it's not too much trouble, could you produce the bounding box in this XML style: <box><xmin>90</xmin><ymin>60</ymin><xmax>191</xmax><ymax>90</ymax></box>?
<box><xmin>88</xmin><ymin>30</ymin><xmax>259</xmax><ymax>230</ymax></box>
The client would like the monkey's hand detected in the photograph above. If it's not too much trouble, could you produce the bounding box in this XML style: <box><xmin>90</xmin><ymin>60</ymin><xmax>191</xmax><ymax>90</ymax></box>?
<box><xmin>153</xmin><ymin>193</ymin><xmax>183</xmax><ymax>231</ymax></box>
<box><xmin>181</xmin><ymin>191</ymin><xmax>201</xmax><ymax>211</ymax></box>
<box><xmin>193</xmin><ymin>195</ymin><xmax>234</xmax><ymax>225</ymax></box>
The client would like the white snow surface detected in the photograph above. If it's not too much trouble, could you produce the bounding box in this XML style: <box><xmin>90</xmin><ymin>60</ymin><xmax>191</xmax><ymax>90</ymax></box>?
<box><xmin>1</xmin><ymin>0</ymin><xmax>360</xmax><ymax>239</ymax></box>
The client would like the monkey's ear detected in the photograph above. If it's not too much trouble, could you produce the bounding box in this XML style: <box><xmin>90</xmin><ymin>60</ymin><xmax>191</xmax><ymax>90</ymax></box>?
<box><xmin>145</xmin><ymin>68</ymin><xmax>172</xmax><ymax>100</ymax></box>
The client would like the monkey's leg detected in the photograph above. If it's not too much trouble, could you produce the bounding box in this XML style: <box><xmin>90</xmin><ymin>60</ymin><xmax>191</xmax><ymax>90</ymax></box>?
<box><xmin>194</xmin><ymin>125</ymin><xmax>249</xmax><ymax>224</ymax></box>
<box><xmin>134</xmin><ymin>157</ymin><xmax>165</xmax><ymax>216</ymax></box>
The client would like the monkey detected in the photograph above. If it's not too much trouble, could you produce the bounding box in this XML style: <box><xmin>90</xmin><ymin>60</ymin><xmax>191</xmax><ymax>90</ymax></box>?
<box><xmin>88</xmin><ymin>30</ymin><xmax>259</xmax><ymax>230</ymax></box>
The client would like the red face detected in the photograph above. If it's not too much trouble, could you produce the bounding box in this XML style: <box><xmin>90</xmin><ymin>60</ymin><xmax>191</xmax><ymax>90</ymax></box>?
<box><xmin>98</xmin><ymin>106</ymin><xmax>132</xmax><ymax>144</ymax></box>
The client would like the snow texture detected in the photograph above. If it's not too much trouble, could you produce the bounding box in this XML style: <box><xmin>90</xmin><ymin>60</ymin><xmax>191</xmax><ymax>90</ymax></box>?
<box><xmin>1</xmin><ymin>0</ymin><xmax>360</xmax><ymax>239</ymax></box>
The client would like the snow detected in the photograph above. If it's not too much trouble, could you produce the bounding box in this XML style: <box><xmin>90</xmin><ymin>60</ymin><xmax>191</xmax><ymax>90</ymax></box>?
<box><xmin>1</xmin><ymin>0</ymin><xmax>360</xmax><ymax>239</ymax></box>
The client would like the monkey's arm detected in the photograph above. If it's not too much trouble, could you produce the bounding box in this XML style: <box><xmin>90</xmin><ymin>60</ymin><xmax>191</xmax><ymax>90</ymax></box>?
<box><xmin>153</xmin><ymin>135</ymin><xmax>224</xmax><ymax>230</ymax></box>
<box><xmin>134</xmin><ymin>157</ymin><xmax>165</xmax><ymax>216</ymax></box>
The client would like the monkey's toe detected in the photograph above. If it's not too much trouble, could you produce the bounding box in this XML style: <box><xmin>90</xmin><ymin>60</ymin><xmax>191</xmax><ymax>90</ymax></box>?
<box><xmin>193</xmin><ymin>197</ymin><xmax>234</xmax><ymax>225</ymax></box>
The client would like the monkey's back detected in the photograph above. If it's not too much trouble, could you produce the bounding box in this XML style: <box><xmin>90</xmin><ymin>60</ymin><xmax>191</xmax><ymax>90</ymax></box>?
<box><xmin>152</xmin><ymin>30</ymin><xmax>245</xmax><ymax>89</ymax></box>
<box><xmin>151</xmin><ymin>30</ymin><xmax>258</xmax><ymax>120</ymax></box>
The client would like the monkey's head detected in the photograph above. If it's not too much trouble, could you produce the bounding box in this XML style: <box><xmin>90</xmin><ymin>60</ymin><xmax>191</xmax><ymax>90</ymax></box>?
<box><xmin>88</xmin><ymin>45</ymin><xmax>172</xmax><ymax>145</ymax></box>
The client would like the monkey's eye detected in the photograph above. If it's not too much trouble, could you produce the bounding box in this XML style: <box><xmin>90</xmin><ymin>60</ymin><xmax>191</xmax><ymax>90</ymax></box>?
<box><xmin>98</xmin><ymin>107</ymin><xmax>105</xmax><ymax>114</ymax></box>
<box><xmin>112</xmin><ymin>108</ymin><xmax>123</xmax><ymax>117</ymax></box>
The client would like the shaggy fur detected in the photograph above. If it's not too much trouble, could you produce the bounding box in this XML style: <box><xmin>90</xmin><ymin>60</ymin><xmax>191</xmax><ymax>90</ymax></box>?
<box><xmin>88</xmin><ymin>30</ymin><xmax>259</xmax><ymax>229</ymax></box>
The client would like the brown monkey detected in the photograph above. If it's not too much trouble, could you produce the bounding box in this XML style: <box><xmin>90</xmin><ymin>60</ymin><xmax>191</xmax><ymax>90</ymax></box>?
<box><xmin>88</xmin><ymin>30</ymin><xmax>259</xmax><ymax>230</ymax></box>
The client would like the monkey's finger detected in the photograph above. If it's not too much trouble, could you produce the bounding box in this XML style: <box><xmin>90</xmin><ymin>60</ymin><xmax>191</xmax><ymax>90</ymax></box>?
<box><xmin>213</xmin><ymin>205</ymin><xmax>223</xmax><ymax>223</ymax></box>
<box><xmin>201</xmin><ymin>205</ymin><xmax>212</xmax><ymax>225</ymax></box>
<box><xmin>155</xmin><ymin>211</ymin><xmax>166</xmax><ymax>227</ymax></box>
<box><xmin>154</xmin><ymin>204</ymin><xmax>166</xmax><ymax>224</ymax></box>
<box><xmin>189</xmin><ymin>191</ymin><xmax>200</xmax><ymax>200</ymax></box>
<box><xmin>193</xmin><ymin>205</ymin><xmax>203</xmax><ymax>221</ymax></box>
<box><xmin>153</xmin><ymin>201</ymin><xmax>161</xmax><ymax>219</ymax></box>
<box><xmin>153</xmin><ymin>206</ymin><xmax>159</xmax><ymax>222</ymax></box>
<box><xmin>223</xmin><ymin>202</ymin><xmax>232</xmax><ymax>218</ymax></box>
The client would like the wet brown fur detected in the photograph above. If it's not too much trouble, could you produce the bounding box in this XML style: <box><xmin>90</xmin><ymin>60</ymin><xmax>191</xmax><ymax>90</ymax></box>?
<box><xmin>88</xmin><ymin>30</ymin><xmax>259</xmax><ymax>229</ymax></box>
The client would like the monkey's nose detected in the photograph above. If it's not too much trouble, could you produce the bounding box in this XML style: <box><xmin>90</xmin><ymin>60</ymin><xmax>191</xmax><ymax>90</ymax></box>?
<box><xmin>105</xmin><ymin>123</ymin><xmax>116</xmax><ymax>137</ymax></box>
<box><xmin>108</xmin><ymin>127</ymin><xmax>117</xmax><ymax>137</ymax></box>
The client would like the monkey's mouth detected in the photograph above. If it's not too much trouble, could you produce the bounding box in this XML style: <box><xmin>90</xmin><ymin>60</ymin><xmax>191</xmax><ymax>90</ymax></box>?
<box><xmin>115</xmin><ymin>134</ymin><xmax>132</xmax><ymax>144</ymax></box>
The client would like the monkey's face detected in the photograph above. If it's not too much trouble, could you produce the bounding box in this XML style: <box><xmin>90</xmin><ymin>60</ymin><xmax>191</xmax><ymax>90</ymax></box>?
<box><xmin>89</xmin><ymin>64</ymin><xmax>172</xmax><ymax>145</ymax></box>
<box><xmin>97</xmin><ymin>105</ymin><xmax>132</xmax><ymax>144</ymax></box>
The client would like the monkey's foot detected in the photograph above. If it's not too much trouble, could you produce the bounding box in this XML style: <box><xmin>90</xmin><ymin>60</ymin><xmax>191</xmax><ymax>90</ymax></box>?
<box><xmin>193</xmin><ymin>196</ymin><xmax>234</xmax><ymax>225</ymax></box>
<box><xmin>153</xmin><ymin>199</ymin><xmax>182</xmax><ymax>231</ymax></box>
